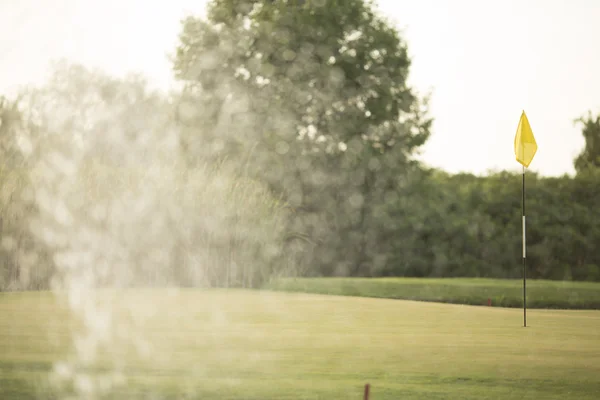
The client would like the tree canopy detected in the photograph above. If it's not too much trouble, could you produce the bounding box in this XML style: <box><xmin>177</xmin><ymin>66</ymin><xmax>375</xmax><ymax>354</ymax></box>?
<box><xmin>174</xmin><ymin>0</ymin><xmax>432</xmax><ymax>276</ymax></box>
<box><xmin>574</xmin><ymin>111</ymin><xmax>600</xmax><ymax>173</ymax></box>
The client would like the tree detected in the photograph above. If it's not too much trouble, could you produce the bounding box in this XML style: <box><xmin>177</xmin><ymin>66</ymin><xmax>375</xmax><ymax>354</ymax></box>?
<box><xmin>574</xmin><ymin>111</ymin><xmax>600</xmax><ymax>173</ymax></box>
<box><xmin>16</xmin><ymin>62</ymin><xmax>286</xmax><ymax>291</ymax></box>
<box><xmin>173</xmin><ymin>0</ymin><xmax>432</xmax><ymax>277</ymax></box>
<box><xmin>0</xmin><ymin>97</ymin><xmax>50</xmax><ymax>290</ymax></box>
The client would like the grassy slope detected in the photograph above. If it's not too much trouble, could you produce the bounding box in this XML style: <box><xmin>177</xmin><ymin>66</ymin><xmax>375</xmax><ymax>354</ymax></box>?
<box><xmin>1</xmin><ymin>289</ymin><xmax>600</xmax><ymax>399</ymax></box>
<box><xmin>264</xmin><ymin>277</ymin><xmax>600</xmax><ymax>309</ymax></box>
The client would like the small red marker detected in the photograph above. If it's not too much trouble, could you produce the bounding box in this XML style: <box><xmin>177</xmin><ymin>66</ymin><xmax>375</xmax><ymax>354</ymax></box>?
<box><xmin>487</xmin><ymin>298</ymin><xmax>492</xmax><ymax>307</ymax></box>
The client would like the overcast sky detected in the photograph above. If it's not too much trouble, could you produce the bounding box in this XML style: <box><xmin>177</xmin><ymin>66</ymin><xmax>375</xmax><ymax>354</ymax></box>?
<box><xmin>1</xmin><ymin>0</ymin><xmax>599</xmax><ymax>177</ymax></box>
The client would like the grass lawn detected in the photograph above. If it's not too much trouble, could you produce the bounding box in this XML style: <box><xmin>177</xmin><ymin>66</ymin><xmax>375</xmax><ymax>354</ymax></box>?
<box><xmin>264</xmin><ymin>277</ymin><xmax>600</xmax><ymax>309</ymax></box>
<box><xmin>1</xmin><ymin>289</ymin><xmax>600</xmax><ymax>399</ymax></box>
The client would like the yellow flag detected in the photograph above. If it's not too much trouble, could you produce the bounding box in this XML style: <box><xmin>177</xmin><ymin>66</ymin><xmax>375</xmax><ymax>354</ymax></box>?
<box><xmin>514</xmin><ymin>111</ymin><xmax>537</xmax><ymax>168</ymax></box>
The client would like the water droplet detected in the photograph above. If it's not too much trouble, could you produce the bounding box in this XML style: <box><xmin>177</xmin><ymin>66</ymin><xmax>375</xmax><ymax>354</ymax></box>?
<box><xmin>275</xmin><ymin>141</ymin><xmax>290</xmax><ymax>155</ymax></box>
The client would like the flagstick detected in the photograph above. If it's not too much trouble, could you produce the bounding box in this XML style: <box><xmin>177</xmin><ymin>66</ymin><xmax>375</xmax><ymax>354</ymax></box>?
<box><xmin>522</xmin><ymin>165</ymin><xmax>527</xmax><ymax>328</ymax></box>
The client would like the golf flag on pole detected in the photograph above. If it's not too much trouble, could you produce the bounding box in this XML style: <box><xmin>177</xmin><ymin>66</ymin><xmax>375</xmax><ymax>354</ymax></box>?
<box><xmin>514</xmin><ymin>111</ymin><xmax>537</xmax><ymax>167</ymax></box>
<box><xmin>514</xmin><ymin>110</ymin><xmax>537</xmax><ymax>328</ymax></box>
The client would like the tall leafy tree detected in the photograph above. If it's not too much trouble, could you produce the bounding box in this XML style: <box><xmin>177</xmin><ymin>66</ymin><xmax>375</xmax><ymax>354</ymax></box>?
<box><xmin>574</xmin><ymin>111</ymin><xmax>600</xmax><ymax>173</ymax></box>
<box><xmin>0</xmin><ymin>97</ymin><xmax>50</xmax><ymax>290</ymax></box>
<box><xmin>173</xmin><ymin>0</ymin><xmax>432</xmax><ymax>276</ymax></box>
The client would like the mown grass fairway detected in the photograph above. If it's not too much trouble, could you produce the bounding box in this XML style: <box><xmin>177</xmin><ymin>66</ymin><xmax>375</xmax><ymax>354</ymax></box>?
<box><xmin>1</xmin><ymin>289</ymin><xmax>600</xmax><ymax>399</ymax></box>
<box><xmin>265</xmin><ymin>277</ymin><xmax>600</xmax><ymax>309</ymax></box>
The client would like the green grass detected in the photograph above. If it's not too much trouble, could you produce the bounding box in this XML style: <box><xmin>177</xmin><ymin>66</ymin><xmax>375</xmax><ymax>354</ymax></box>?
<box><xmin>264</xmin><ymin>277</ymin><xmax>600</xmax><ymax>309</ymax></box>
<box><xmin>1</xmin><ymin>289</ymin><xmax>600</xmax><ymax>399</ymax></box>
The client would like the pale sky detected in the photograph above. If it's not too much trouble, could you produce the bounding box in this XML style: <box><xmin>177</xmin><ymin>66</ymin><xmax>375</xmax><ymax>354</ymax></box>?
<box><xmin>1</xmin><ymin>0</ymin><xmax>599</xmax><ymax>177</ymax></box>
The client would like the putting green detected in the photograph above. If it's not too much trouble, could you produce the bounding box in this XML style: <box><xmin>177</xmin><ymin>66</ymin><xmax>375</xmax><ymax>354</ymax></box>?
<box><xmin>264</xmin><ymin>277</ymin><xmax>600</xmax><ymax>309</ymax></box>
<box><xmin>1</xmin><ymin>289</ymin><xmax>599</xmax><ymax>399</ymax></box>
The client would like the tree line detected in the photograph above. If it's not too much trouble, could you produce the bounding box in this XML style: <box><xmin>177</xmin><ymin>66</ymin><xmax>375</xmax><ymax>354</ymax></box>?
<box><xmin>1</xmin><ymin>0</ymin><xmax>599</xmax><ymax>291</ymax></box>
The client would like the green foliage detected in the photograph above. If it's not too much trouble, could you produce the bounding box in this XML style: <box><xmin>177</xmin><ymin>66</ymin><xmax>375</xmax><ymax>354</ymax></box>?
<box><xmin>574</xmin><ymin>111</ymin><xmax>600</xmax><ymax>172</ymax></box>
<box><xmin>0</xmin><ymin>98</ymin><xmax>53</xmax><ymax>291</ymax></box>
<box><xmin>0</xmin><ymin>63</ymin><xmax>287</xmax><ymax>291</ymax></box>
<box><xmin>265</xmin><ymin>277</ymin><xmax>600</xmax><ymax>309</ymax></box>
<box><xmin>174</xmin><ymin>0</ymin><xmax>432</xmax><ymax>277</ymax></box>
<box><xmin>377</xmin><ymin>169</ymin><xmax>600</xmax><ymax>282</ymax></box>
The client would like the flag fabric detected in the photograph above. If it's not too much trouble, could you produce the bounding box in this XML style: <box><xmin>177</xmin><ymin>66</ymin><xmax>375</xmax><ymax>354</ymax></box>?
<box><xmin>514</xmin><ymin>111</ymin><xmax>537</xmax><ymax>167</ymax></box>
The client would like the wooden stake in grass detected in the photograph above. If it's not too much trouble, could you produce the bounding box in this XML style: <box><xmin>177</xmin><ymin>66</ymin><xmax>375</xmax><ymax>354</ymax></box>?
<box><xmin>364</xmin><ymin>383</ymin><xmax>370</xmax><ymax>400</ymax></box>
